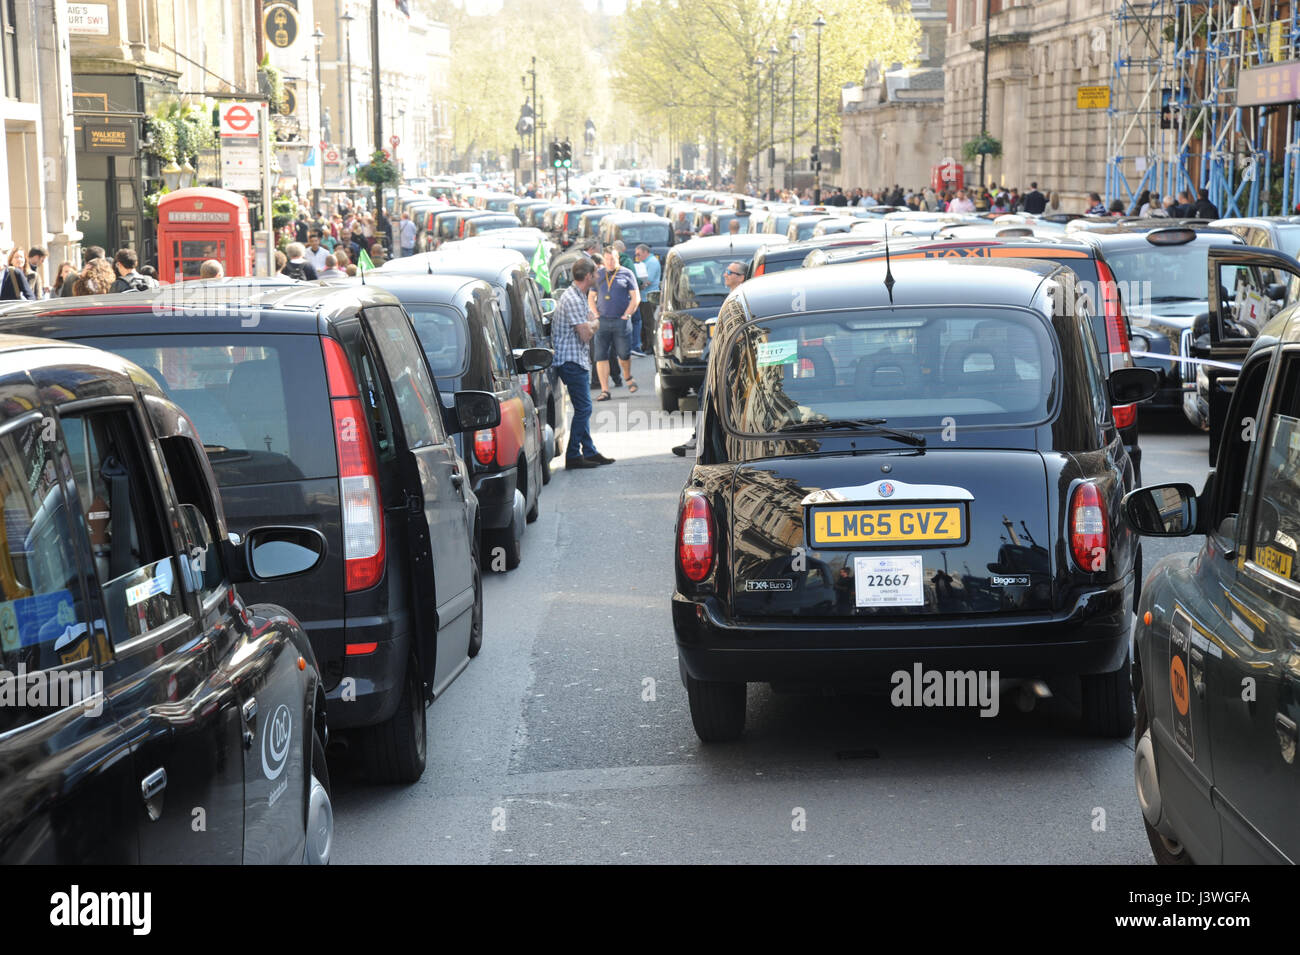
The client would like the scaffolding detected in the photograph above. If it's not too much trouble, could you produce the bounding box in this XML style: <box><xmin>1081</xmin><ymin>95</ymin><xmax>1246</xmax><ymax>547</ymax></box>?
<box><xmin>1108</xmin><ymin>0</ymin><xmax>1299</xmax><ymax>217</ymax></box>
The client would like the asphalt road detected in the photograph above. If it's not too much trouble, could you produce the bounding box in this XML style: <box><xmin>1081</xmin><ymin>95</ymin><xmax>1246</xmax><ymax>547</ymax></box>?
<box><xmin>331</xmin><ymin>362</ymin><xmax>1212</xmax><ymax>864</ymax></box>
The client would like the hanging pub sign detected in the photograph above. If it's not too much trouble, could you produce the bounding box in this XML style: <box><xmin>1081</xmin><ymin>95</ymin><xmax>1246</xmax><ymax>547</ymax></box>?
<box><xmin>82</xmin><ymin>120</ymin><xmax>137</xmax><ymax>154</ymax></box>
<box><xmin>264</xmin><ymin>2</ymin><xmax>299</xmax><ymax>49</ymax></box>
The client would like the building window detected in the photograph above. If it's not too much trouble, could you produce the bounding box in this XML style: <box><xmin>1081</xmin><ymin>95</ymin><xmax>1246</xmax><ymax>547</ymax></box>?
<box><xmin>2</xmin><ymin>0</ymin><xmax>18</xmax><ymax>100</ymax></box>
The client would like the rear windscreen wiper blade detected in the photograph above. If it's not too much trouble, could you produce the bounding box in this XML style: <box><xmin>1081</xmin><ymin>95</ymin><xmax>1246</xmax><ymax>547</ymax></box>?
<box><xmin>776</xmin><ymin>418</ymin><xmax>926</xmax><ymax>447</ymax></box>
<box><xmin>1148</xmin><ymin>295</ymin><xmax>1200</xmax><ymax>303</ymax></box>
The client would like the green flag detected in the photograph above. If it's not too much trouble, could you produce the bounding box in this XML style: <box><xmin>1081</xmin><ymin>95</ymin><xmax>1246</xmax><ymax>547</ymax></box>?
<box><xmin>357</xmin><ymin>247</ymin><xmax>375</xmax><ymax>273</ymax></box>
<box><xmin>531</xmin><ymin>239</ymin><xmax>552</xmax><ymax>294</ymax></box>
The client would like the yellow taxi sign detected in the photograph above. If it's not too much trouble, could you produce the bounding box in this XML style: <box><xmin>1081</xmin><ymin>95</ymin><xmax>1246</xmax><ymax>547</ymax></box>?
<box><xmin>1077</xmin><ymin>86</ymin><xmax>1111</xmax><ymax>110</ymax></box>
<box><xmin>810</xmin><ymin>505</ymin><xmax>964</xmax><ymax>546</ymax></box>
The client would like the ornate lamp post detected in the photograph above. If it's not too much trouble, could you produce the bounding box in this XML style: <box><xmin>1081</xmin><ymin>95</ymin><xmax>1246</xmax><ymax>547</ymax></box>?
<box><xmin>754</xmin><ymin>56</ymin><xmax>764</xmax><ymax>192</ymax></box>
<box><xmin>812</xmin><ymin>15</ymin><xmax>825</xmax><ymax>203</ymax></box>
<box><xmin>340</xmin><ymin>7</ymin><xmax>354</xmax><ymax>155</ymax></box>
<box><xmin>768</xmin><ymin>41</ymin><xmax>778</xmax><ymax>196</ymax></box>
<box><xmin>789</xmin><ymin>29</ymin><xmax>802</xmax><ymax>193</ymax></box>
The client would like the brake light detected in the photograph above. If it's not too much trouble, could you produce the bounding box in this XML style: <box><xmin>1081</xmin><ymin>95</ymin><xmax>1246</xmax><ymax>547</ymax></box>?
<box><xmin>1069</xmin><ymin>482</ymin><xmax>1109</xmax><ymax>574</ymax></box>
<box><xmin>677</xmin><ymin>492</ymin><xmax>714</xmax><ymax>582</ymax></box>
<box><xmin>473</xmin><ymin>428</ymin><xmax>497</xmax><ymax>465</ymax></box>
<box><xmin>322</xmin><ymin>338</ymin><xmax>385</xmax><ymax>592</ymax></box>
<box><xmin>753</xmin><ymin>260</ymin><xmax>766</xmax><ymax>276</ymax></box>
<box><xmin>1095</xmin><ymin>259</ymin><xmax>1132</xmax><ymax>370</ymax></box>
<box><xmin>521</xmin><ymin>373</ymin><xmax>532</xmax><ymax>395</ymax></box>
<box><xmin>660</xmin><ymin>318</ymin><xmax>675</xmax><ymax>353</ymax></box>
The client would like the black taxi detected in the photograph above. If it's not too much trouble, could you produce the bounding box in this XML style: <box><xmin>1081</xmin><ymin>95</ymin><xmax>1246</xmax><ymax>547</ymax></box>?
<box><xmin>1124</xmin><ymin>285</ymin><xmax>1300</xmax><ymax>865</ymax></box>
<box><xmin>673</xmin><ymin>258</ymin><xmax>1157</xmax><ymax>741</ymax></box>
<box><xmin>0</xmin><ymin>335</ymin><xmax>331</xmax><ymax>863</ymax></box>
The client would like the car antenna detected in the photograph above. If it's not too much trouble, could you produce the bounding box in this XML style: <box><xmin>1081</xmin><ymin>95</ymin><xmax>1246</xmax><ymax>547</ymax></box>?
<box><xmin>883</xmin><ymin>225</ymin><xmax>896</xmax><ymax>306</ymax></box>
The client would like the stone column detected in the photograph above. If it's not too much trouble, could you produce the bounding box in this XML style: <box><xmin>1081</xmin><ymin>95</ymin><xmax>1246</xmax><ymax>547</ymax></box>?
<box><xmin>35</xmin><ymin>0</ymin><xmax>82</xmax><ymax>273</ymax></box>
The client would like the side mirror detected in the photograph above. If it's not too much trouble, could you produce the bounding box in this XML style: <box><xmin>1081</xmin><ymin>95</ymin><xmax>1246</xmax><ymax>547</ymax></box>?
<box><xmin>513</xmin><ymin>346</ymin><xmax>554</xmax><ymax>373</ymax></box>
<box><xmin>646</xmin><ymin>290</ymin><xmax>661</xmax><ymax>307</ymax></box>
<box><xmin>1108</xmin><ymin>366</ymin><xmax>1159</xmax><ymax>405</ymax></box>
<box><xmin>453</xmin><ymin>389</ymin><xmax>501</xmax><ymax>432</ymax></box>
<box><xmin>1267</xmin><ymin>282</ymin><xmax>1287</xmax><ymax>301</ymax></box>
<box><xmin>1122</xmin><ymin>483</ymin><xmax>1200</xmax><ymax>537</ymax></box>
<box><xmin>247</xmin><ymin>526</ymin><xmax>327</xmax><ymax>581</ymax></box>
<box><xmin>1128</xmin><ymin>332</ymin><xmax>1149</xmax><ymax>355</ymax></box>
<box><xmin>540</xmin><ymin>297</ymin><xmax>557</xmax><ymax>317</ymax></box>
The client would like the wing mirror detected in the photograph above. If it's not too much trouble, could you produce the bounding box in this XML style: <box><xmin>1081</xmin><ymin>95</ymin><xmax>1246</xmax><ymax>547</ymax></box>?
<box><xmin>453</xmin><ymin>390</ymin><xmax>501</xmax><ymax>432</ymax></box>
<box><xmin>1122</xmin><ymin>483</ymin><xmax>1200</xmax><ymax>537</ymax></box>
<box><xmin>513</xmin><ymin>346</ymin><xmax>554</xmax><ymax>373</ymax></box>
<box><xmin>1267</xmin><ymin>282</ymin><xmax>1287</xmax><ymax>301</ymax></box>
<box><xmin>646</xmin><ymin>290</ymin><xmax>661</xmax><ymax>307</ymax></box>
<box><xmin>1108</xmin><ymin>366</ymin><xmax>1159</xmax><ymax>405</ymax></box>
<box><xmin>540</xmin><ymin>297</ymin><xmax>557</xmax><ymax>317</ymax></box>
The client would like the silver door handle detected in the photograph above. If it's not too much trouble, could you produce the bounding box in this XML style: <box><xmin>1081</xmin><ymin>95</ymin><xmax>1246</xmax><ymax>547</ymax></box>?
<box><xmin>141</xmin><ymin>768</ymin><xmax>167</xmax><ymax>802</ymax></box>
<box><xmin>242</xmin><ymin>697</ymin><xmax>257</xmax><ymax>723</ymax></box>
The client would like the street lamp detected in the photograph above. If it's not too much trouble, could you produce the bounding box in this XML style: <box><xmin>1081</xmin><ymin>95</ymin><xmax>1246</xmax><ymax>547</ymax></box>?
<box><xmin>789</xmin><ymin>29</ymin><xmax>802</xmax><ymax>193</ymax></box>
<box><xmin>812</xmin><ymin>15</ymin><xmax>825</xmax><ymax>204</ymax></box>
<box><xmin>754</xmin><ymin>56</ymin><xmax>764</xmax><ymax>193</ymax></box>
<box><xmin>768</xmin><ymin>42</ymin><xmax>778</xmax><ymax>196</ymax></box>
<box><xmin>340</xmin><ymin>6</ymin><xmax>355</xmax><ymax>155</ymax></box>
<box><xmin>312</xmin><ymin>24</ymin><xmax>325</xmax><ymax>147</ymax></box>
<box><xmin>978</xmin><ymin>0</ymin><xmax>993</xmax><ymax>194</ymax></box>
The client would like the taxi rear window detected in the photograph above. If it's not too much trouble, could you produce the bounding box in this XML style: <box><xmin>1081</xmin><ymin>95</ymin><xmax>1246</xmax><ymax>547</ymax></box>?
<box><xmin>721</xmin><ymin>305</ymin><xmax>1058</xmax><ymax>437</ymax></box>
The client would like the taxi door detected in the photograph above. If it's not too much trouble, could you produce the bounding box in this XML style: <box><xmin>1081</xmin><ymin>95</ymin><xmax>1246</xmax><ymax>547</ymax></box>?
<box><xmin>1207</xmin><ymin>345</ymin><xmax>1300</xmax><ymax>863</ymax></box>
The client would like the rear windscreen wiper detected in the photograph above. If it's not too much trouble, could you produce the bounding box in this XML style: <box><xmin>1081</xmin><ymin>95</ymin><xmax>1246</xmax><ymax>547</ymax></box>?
<box><xmin>1148</xmin><ymin>295</ymin><xmax>1200</xmax><ymax>303</ymax></box>
<box><xmin>776</xmin><ymin>418</ymin><xmax>926</xmax><ymax>447</ymax></box>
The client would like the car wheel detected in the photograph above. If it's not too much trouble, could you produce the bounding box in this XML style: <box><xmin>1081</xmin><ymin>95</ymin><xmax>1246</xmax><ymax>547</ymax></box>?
<box><xmin>1135</xmin><ymin>688</ymin><xmax>1194</xmax><ymax>865</ymax></box>
<box><xmin>685</xmin><ymin>672</ymin><xmax>746</xmax><ymax>742</ymax></box>
<box><xmin>1081</xmin><ymin>649</ymin><xmax>1135</xmax><ymax>738</ymax></box>
<box><xmin>487</xmin><ymin>502</ymin><xmax>523</xmax><ymax>571</ymax></box>
<box><xmin>363</xmin><ymin>654</ymin><xmax>427</xmax><ymax>784</ymax></box>
<box><xmin>660</xmin><ymin>383</ymin><xmax>680</xmax><ymax>413</ymax></box>
<box><xmin>303</xmin><ymin>727</ymin><xmax>333</xmax><ymax>864</ymax></box>
<box><xmin>468</xmin><ymin>532</ymin><xmax>484</xmax><ymax>658</ymax></box>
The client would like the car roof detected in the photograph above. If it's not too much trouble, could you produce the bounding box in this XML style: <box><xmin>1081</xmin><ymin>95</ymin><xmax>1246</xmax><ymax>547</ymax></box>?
<box><xmin>669</xmin><ymin>234</ymin><xmax>790</xmax><ymax>259</ymax></box>
<box><xmin>604</xmin><ymin>212</ymin><xmax>671</xmax><ymax>225</ymax></box>
<box><xmin>379</xmin><ymin>246</ymin><xmax>528</xmax><ymax>280</ymax></box>
<box><xmin>350</xmin><ymin>270</ymin><xmax>488</xmax><ymax>304</ymax></box>
<box><xmin>735</xmin><ymin>257</ymin><xmax>1062</xmax><ymax>317</ymax></box>
<box><xmin>1072</xmin><ymin>225</ymin><xmax>1240</xmax><ymax>250</ymax></box>
<box><xmin>0</xmin><ymin>279</ymin><xmax>402</xmax><ymax>335</ymax></box>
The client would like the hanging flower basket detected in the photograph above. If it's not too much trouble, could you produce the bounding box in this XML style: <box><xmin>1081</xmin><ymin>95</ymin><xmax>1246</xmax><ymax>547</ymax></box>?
<box><xmin>357</xmin><ymin>150</ymin><xmax>401</xmax><ymax>187</ymax></box>
<box><xmin>962</xmin><ymin>132</ymin><xmax>1002</xmax><ymax>162</ymax></box>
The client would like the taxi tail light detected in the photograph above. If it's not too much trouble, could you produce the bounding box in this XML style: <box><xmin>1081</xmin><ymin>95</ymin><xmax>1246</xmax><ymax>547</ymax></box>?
<box><xmin>1096</xmin><ymin>259</ymin><xmax>1137</xmax><ymax>429</ymax></box>
<box><xmin>323</xmin><ymin>338</ymin><xmax>385</xmax><ymax>592</ymax></box>
<box><xmin>677</xmin><ymin>492</ymin><xmax>714</xmax><ymax>582</ymax></box>
<box><xmin>1069</xmin><ymin>482</ymin><xmax>1109</xmax><ymax>574</ymax></box>
<box><xmin>753</xmin><ymin>260</ymin><xmax>766</xmax><ymax>276</ymax></box>
<box><xmin>521</xmin><ymin>373</ymin><xmax>532</xmax><ymax>395</ymax></box>
<box><xmin>473</xmin><ymin>428</ymin><xmax>497</xmax><ymax>466</ymax></box>
<box><xmin>660</xmin><ymin>318</ymin><xmax>675</xmax><ymax>353</ymax></box>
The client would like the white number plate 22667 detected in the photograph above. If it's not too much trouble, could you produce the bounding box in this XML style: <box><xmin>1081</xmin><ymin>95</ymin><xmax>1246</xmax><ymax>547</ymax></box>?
<box><xmin>854</xmin><ymin>555</ymin><xmax>924</xmax><ymax>607</ymax></box>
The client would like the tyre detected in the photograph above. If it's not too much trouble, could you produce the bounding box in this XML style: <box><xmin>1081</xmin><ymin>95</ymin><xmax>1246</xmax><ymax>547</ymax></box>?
<box><xmin>487</xmin><ymin>507</ymin><xmax>523</xmax><ymax>571</ymax></box>
<box><xmin>526</xmin><ymin>475</ymin><xmax>540</xmax><ymax>524</ymax></box>
<box><xmin>1135</xmin><ymin>688</ymin><xmax>1194</xmax><ymax>865</ymax></box>
<box><xmin>685</xmin><ymin>672</ymin><xmax>746</xmax><ymax>742</ymax></box>
<box><xmin>1081</xmin><ymin>649</ymin><xmax>1135</xmax><ymax>738</ymax></box>
<box><xmin>362</xmin><ymin>654</ymin><xmax>427</xmax><ymax>784</ymax></box>
<box><xmin>540</xmin><ymin>445</ymin><xmax>552</xmax><ymax>485</ymax></box>
<box><xmin>467</xmin><ymin>533</ymin><xmax>484</xmax><ymax>658</ymax></box>
<box><xmin>304</xmin><ymin>727</ymin><xmax>333</xmax><ymax>864</ymax></box>
<box><xmin>660</xmin><ymin>383</ymin><xmax>680</xmax><ymax>413</ymax></box>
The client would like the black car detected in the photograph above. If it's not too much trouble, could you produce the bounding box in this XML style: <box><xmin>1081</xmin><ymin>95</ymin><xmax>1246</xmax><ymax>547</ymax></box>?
<box><xmin>463</xmin><ymin>214</ymin><xmax>524</xmax><ymax>238</ymax></box>
<box><xmin>0</xmin><ymin>334</ymin><xmax>331</xmax><ymax>862</ymax></box>
<box><xmin>1124</xmin><ymin>289</ymin><xmax>1300</xmax><ymax>863</ymax></box>
<box><xmin>576</xmin><ymin>207</ymin><xmax>618</xmax><ymax>245</ymax></box>
<box><xmin>653</xmin><ymin>233</ymin><xmax>789</xmax><ymax>411</ymax></box>
<box><xmin>747</xmin><ymin>233</ymin><xmax>884</xmax><ymax>278</ymax></box>
<box><xmin>382</xmin><ymin>247</ymin><xmax>564</xmax><ymax>483</ymax></box>
<box><xmin>363</xmin><ymin>271</ymin><xmax>552</xmax><ymax>569</ymax></box>
<box><xmin>673</xmin><ymin>258</ymin><xmax>1156</xmax><ymax>741</ymax></box>
<box><xmin>0</xmin><ymin>284</ymin><xmax>500</xmax><ymax>784</ymax></box>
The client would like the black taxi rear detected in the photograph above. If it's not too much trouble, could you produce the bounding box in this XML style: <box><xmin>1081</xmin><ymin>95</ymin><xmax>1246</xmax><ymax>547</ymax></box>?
<box><xmin>673</xmin><ymin>258</ymin><xmax>1156</xmax><ymax>742</ymax></box>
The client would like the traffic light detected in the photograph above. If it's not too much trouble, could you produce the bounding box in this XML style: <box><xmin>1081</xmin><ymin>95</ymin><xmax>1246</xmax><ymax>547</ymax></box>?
<box><xmin>560</xmin><ymin>140</ymin><xmax>572</xmax><ymax>168</ymax></box>
<box><xmin>810</xmin><ymin>145</ymin><xmax>820</xmax><ymax>172</ymax></box>
<box><xmin>550</xmin><ymin>140</ymin><xmax>561</xmax><ymax>168</ymax></box>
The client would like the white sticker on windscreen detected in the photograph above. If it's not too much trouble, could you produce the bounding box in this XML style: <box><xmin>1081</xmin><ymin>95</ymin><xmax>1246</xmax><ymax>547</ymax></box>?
<box><xmin>756</xmin><ymin>340</ymin><xmax>798</xmax><ymax>366</ymax></box>
<box><xmin>854</xmin><ymin>555</ymin><xmax>924</xmax><ymax>607</ymax></box>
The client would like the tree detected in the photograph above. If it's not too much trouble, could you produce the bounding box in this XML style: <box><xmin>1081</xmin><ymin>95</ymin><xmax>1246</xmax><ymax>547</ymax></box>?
<box><xmin>613</xmin><ymin>0</ymin><xmax>920</xmax><ymax>192</ymax></box>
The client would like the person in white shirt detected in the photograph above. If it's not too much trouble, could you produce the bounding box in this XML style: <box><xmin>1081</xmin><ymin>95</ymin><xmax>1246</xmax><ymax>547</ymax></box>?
<box><xmin>305</xmin><ymin>231</ymin><xmax>330</xmax><ymax>272</ymax></box>
<box><xmin>398</xmin><ymin>212</ymin><xmax>417</xmax><ymax>257</ymax></box>
<box><xmin>947</xmin><ymin>189</ymin><xmax>976</xmax><ymax>213</ymax></box>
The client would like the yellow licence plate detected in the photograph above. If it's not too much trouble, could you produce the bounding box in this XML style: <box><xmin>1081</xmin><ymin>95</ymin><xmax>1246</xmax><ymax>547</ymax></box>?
<box><xmin>1255</xmin><ymin>545</ymin><xmax>1293</xmax><ymax>578</ymax></box>
<box><xmin>810</xmin><ymin>506</ymin><xmax>965</xmax><ymax>545</ymax></box>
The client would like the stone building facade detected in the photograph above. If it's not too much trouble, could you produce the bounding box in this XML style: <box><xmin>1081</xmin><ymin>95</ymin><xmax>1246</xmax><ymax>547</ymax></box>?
<box><xmin>943</xmin><ymin>0</ymin><xmax>1116</xmax><ymax>209</ymax></box>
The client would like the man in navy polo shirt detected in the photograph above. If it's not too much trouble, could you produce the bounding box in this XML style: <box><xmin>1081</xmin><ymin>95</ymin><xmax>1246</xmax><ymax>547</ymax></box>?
<box><xmin>587</xmin><ymin>247</ymin><xmax>641</xmax><ymax>400</ymax></box>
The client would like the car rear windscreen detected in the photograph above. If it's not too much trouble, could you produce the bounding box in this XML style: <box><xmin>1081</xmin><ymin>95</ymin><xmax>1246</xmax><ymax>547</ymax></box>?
<box><xmin>721</xmin><ymin>306</ymin><xmax>1058</xmax><ymax>436</ymax></box>
<box><xmin>405</xmin><ymin>304</ymin><xmax>470</xmax><ymax>380</ymax></box>
<box><xmin>80</xmin><ymin>334</ymin><xmax>335</xmax><ymax>486</ymax></box>
<box><xmin>619</xmin><ymin>223</ymin><xmax>671</xmax><ymax>245</ymax></box>
<box><xmin>675</xmin><ymin>256</ymin><xmax>748</xmax><ymax>307</ymax></box>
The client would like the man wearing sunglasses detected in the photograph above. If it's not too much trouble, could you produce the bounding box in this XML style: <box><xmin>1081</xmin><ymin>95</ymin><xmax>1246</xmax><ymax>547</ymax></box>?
<box><xmin>672</xmin><ymin>262</ymin><xmax>746</xmax><ymax>457</ymax></box>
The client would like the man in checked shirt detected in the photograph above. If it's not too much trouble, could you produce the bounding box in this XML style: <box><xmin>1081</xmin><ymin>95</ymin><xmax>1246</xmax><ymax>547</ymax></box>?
<box><xmin>553</xmin><ymin>259</ymin><xmax>615</xmax><ymax>468</ymax></box>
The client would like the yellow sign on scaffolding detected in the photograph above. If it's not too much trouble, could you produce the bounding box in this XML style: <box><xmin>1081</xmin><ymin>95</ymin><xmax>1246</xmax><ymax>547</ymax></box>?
<box><xmin>1270</xmin><ymin>20</ymin><xmax>1285</xmax><ymax>63</ymax></box>
<box><xmin>1077</xmin><ymin>86</ymin><xmax>1111</xmax><ymax>109</ymax></box>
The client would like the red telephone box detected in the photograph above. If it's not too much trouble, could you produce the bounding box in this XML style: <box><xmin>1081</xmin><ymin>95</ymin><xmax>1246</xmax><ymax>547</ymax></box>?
<box><xmin>157</xmin><ymin>188</ymin><xmax>252</xmax><ymax>282</ymax></box>
<box><xmin>931</xmin><ymin>162</ymin><xmax>965</xmax><ymax>194</ymax></box>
